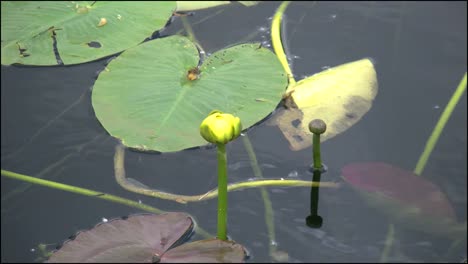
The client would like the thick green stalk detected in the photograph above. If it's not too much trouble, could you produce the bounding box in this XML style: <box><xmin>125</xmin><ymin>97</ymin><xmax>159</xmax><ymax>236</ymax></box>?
<box><xmin>312</xmin><ymin>134</ymin><xmax>322</xmax><ymax>169</ymax></box>
<box><xmin>216</xmin><ymin>143</ymin><xmax>228</xmax><ymax>240</ymax></box>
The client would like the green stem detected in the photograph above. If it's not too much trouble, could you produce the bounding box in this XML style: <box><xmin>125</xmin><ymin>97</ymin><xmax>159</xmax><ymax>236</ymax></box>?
<box><xmin>114</xmin><ymin>143</ymin><xmax>339</xmax><ymax>203</ymax></box>
<box><xmin>379</xmin><ymin>72</ymin><xmax>467</xmax><ymax>262</ymax></box>
<box><xmin>181</xmin><ymin>16</ymin><xmax>198</xmax><ymax>44</ymax></box>
<box><xmin>1</xmin><ymin>169</ymin><xmax>164</xmax><ymax>214</ymax></box>
<box><xmin>2</xmin><ymin>135</ymin><xmax>103</xmax><ymax>203</ymax></box>
<box><xmin>413</xmin><ymin>72</ymin><xmax>467</xmax><ymax>176</ymax></box>
<box><xmin>0</xmin><ymin>169</ymin><xmax>213</xmax><ymax>239</ymax></box>
<box><xmin>312</xmin><ymin>134</ymin><xmax>322</xmax><ymax>169</ymax></box>
<box><xmin>216</xmin><ymin>143</ymin><xmax>228</xmax><ymax>241</ymax></box>
<box><xmin>181</xmin><ymin>15</ymin><xmax>206</xmax><ymax>62</ymax></box>
<box><xmin>242</xmin><ymin>135</ymin><xmax>277</xmax><ymax>258</ymax></box>
<box><xmin>1</xmin><ymin>86</ymin><xmax>88</xmax><ymax>162</ymax></box>
<box><xmin>271</xmin><ymin>1</ymin><xmax>295</xmax><ymax>87</ymax></box>
<box><xmin>174</xmin><ymin>9</ymin><xmax>225</xmax><ymax>37</ymax></box>
<box><xmin>380</xmin><ymin>223</ymin><xmax>395</xmax><ymax>262</ymax></box>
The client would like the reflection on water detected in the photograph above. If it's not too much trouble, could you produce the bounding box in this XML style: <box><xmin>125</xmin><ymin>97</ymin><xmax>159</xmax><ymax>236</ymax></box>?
<box><xmin>1</xmin><ymin>1</ymin><xmax>466</xmax><ymax>263</ymax></box>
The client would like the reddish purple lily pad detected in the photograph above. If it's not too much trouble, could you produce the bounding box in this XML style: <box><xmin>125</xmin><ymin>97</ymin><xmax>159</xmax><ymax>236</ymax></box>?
<box><xmin>46</xmin><ymin>212</ymin><xmax>247</xmax><ymax>263</ymax></box>
<box><xmin>161</xmin><ymin>238</ymin><xmax>247</xmax><ymax>263</ymax></box>
<box><xmin>341</xmin><ymin>162</ymin><xmax>465</xmax><ymax>238</ymax></box>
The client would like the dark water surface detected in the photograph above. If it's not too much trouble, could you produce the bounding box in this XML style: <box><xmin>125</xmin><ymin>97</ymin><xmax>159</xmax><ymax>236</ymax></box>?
<box><xmin>1</xmin><ymin>2</ymin><xmax>466</xmax><ymax>262</ymax></box>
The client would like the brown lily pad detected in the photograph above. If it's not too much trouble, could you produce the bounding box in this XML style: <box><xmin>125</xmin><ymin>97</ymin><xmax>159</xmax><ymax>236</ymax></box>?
<box><xmin>46</xmin><ymin>212</ymin><xmax>247</xmax><ymax>263</ymax></box>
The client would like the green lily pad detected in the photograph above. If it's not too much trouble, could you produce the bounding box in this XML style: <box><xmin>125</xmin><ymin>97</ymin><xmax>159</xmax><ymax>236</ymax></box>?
<box><xmin>92</xmin><ymin>35</ymin><xmax>287</xmax><ymax>152</ymax></box>
<box><xmin>1</xmin><ymin>1</ymin><xmax>175</xmax><ymax>65</ymax></box>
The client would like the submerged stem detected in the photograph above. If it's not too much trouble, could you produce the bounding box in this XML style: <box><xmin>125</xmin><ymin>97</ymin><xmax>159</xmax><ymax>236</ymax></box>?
<box><xmin>0</xmin><ymin>169</ymin><xmax>213</xmax><ymax>239</ymax></box>
<box><xmin>114</xmin><ymin>143</ymin><xmax>339</xmax><ymax>203</ymax></box>
<box><xmin>380</xmin><ymin>72</ymin><xmax>467</xmax><ymax>262</ymax></box>
<box><xmin>1</xmin><ymin>169</ymin><xmax>164</xmax><ymax>214</ymax></box>
<box><xmin>242</xmin><ymin>135</ymin><xmax>278</xmax><ymax>259</ymax></box>
<box><xmin>414</xmin><ymin>72</ymin><xmax>467</xmax><ymax>176</ymax></box>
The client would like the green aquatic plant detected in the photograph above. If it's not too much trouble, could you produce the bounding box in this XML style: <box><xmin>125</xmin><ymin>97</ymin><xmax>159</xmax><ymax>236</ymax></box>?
<box><xmin>0</xmin><ymin>1</ymin><xmax>258</xmax><ymax>66</ymax></box>
<box><xmin>0</xmin><ymin>168</ymin><xmax>213</xmax><ymax>239</ymax></box>
<box><xmin>269</xmin><ymin>1</ymin><xmax>378</xmax><ymax>151</ymax></box>
<box><xmin>306</xmin><ymin>169</ymin><xmax>324</xmax><ymax>229</ymax></box>
<box><xmin>382</xmin><ymin>72</ymin><xmax>467</xmax><ymax>262</ymax></box>
<box><xmin>308</xmin><ymin>119</ymin><xmax>327</xmax><ymax>171</ymax></box>
<box><xmin>338</xmin><ymin>72</ymin><xmax>467</xmax><ymax>262</ymax></box>
<box><xmin>305</xmin><ymin>119</ymin><xmax>327</xmax><ymax>229</ymax></box>
<box><xmin>91</xmin><ymin>35</ymin><xmax>287</xmax><ymax>153</ymax></box>
<box><xmin>199</xmin><ymin>110</ymin><xmax>242</xmax><ymax>241</ymax></box>
<box><xmin>1</xmin><ymin>1</ymin><xmax>175</xmax><ymax>65</ymax></box>
<box><xmin>1</xmin><ymin>1</ymin><xmax>384</xmax><ymax>262</ymax></box>
<box><xmin>46</xmin><ymin>212</ymin><xmax>247</xmax><ymax>263</ymax></box>
<box><xmin>113</xmin><ymin>144</ymin><xmax>339</xmax><ymax>203</ymax></box>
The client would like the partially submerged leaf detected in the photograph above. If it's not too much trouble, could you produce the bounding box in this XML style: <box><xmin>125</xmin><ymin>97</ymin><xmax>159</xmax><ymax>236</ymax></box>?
<box><xmin>176</xmin><ymin>1</ymin><xmax>230</xmax><ymax>11</ymax></box>
<box><xmin>47</xmin><ymin>212</ymin><xmax>194</xmax><ymax>263</ymax></box>
<box><xmin>92</xmin><ymin>35</ymin><xmax>287</xmax><ymax>152</ymax></box>
<box><xmin>269</xmin><ymin>58</ymin><xmax>378</xmax><ymax>151</ymax></box>
<box><xmin>47</xmin><ymin>212</ymin><xmax>248</xmax><ymax>263</ymax></box>
<box><xmin>1</xmin><ymin>1</ymin><xmax>176</xmax><ymax>65</ymax></box>
<box><xmin>161</xmin><ymin>238</ymin><xmax>247</xmax><ymax>263</ymax></box>
<box><xmin>341</xmin><ymin>162</ymin><xmax>466</xmax><ymax>238</ymax></box>
<box><xmin>175</xmin><ymin>1</ymin><xmax>259</xmax><ymax>12</ymax></box>
<box><xmin>237</xmin><ymin>1</ymin><xmax>260</xmax><ymax>7</ymax></box>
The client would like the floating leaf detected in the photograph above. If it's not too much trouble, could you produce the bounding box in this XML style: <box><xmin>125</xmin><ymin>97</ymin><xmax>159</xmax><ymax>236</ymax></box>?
<box><xmin>1</xmin><ymin>1</ymin><xmax>175</xmax><ymax>65</ymax></box>
<box><xmin>161</xmin><ymin>238</ymin><xmax>247</xmax><ymax>263</ymax></box>
<box><xmin>176</xmin><ymin>1</ymin><xmax>230</xmax><ymax>11</ymax></box>
<box><xmin>237</xmin><ymin>1</ymin><xmax>260</xmax><ymax>7</ymax></box>
<box><xmin>341</xmin><ymin>162</ymin><xmax>466</xmax><ymax>238</ymax></box>
<box><xmin>47</xmin><ymin>212</ymin><xmax>247</xmax><ymax>263</ymax></box>
<box><xmin>175</xmin><ymin>1</ymin><xmax>259</xmax><ymax>12</ymax></box>
<box><xmin>269</xmin><ymin>58</ymin><xmax>378</xmax><ymax>151</ymax></box>
<box><xmin>92</xmin><ymin>35</ymin><xmax>287</xmax><ymax>152</ymax></box>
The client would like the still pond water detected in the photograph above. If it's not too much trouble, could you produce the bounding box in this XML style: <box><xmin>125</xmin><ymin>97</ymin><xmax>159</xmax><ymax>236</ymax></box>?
<box><xmin>1</xmin><ymin>1</ymin><xmax>466</xmax><ymax>262</ymax></box>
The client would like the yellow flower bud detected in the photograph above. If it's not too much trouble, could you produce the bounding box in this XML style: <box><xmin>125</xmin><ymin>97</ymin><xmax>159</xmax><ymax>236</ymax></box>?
<box><xmin>200</xmin><ymin>111</ymin><xmax>242</xmax><ymax>144</ymax></box>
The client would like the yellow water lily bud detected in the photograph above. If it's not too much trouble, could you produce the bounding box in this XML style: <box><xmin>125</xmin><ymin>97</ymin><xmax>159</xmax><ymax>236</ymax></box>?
<box><xmin>200</xmin><ymin>111</ymin><xmax>242</xmax><ymax>144</ymax></box>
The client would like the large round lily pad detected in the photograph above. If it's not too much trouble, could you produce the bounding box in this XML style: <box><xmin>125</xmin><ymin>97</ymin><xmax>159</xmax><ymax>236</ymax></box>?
<box><xmin>1</xmin><ymin>1</ymin><xmax>175</xmax><ymax>65</ymax></box>
<box><xmin>92</xmin><ymin>35</ymin><xmax>287</xmax><ymax>152</ymax></box>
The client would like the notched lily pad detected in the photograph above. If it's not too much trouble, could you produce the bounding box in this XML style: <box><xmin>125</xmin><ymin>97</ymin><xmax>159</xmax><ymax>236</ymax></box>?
<box><xmin>1</xmin><ymin>1</ymin><xmax>176</xmax><ymax>65</ymax></box>
<box><xmin>47</xmin><ymin>212</ymin><xmax>247</xmax><ymax>263</ymax></box>
<box><xmin>92</xmin><ymin>35</ymin><xmax>287</xmax><ymax>153</ymax></box>
<box><xmin>269</xmin><ymin>58</ymin><xmax>378</xmax><ymax>151</ymax></box>
<box><xmin>341</xmin><ymin>162</ymin><xmax>466</xmax><ymax>238</ymax></box>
